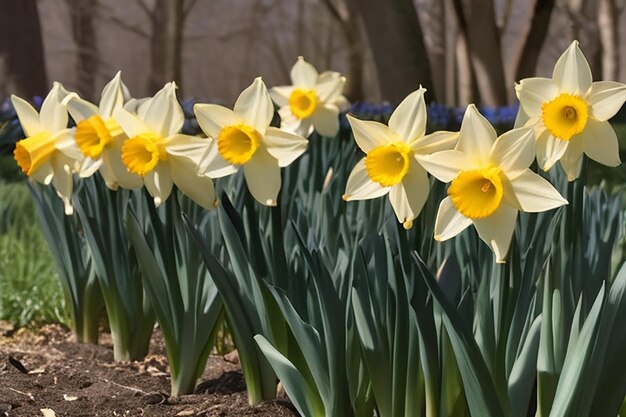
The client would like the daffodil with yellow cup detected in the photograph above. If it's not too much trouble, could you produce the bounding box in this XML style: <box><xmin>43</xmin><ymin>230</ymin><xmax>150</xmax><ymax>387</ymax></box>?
<box><xmin>515</xmin><ymin>40</ymin><xmax>626</xmax><ymax>180</ymax></box>
<box><xmin>343</xmin><ymin>87</ymin><xmax>458</xmax><ymax>229</ymax></box>
<box><xmin>113</xmin><ymin>82</ymin><xmax>216</xmax><ymax>209</ymax></box>
<box><xmin>418</xmin><ymin>104</ymin><xmax>568</xmax><ymax>263</ymax></box>
<box><xmin>194</xmin><ymin>77</ymin><xmax>309</xmax><ymax>206</ymax></box>
<box><xmin>12</xmin><ymin>83</ymin><xmax>84</xmax><ymax>215</ymax></box>
<box><xmin>270</xmin><ymin>56</ymin><xmax>348</xmax><ymax>138</ymax></box>
<box><xmin>64</xmin><ymin>72</ymin><xmax>143</xmax><ymax>190</ymax></box>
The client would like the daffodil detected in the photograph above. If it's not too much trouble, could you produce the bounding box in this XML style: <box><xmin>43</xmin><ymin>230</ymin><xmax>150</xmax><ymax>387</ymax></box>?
<box><xmin>113</xmin><ymin>82</ymin><xmax>216</xmax><ymax>209</ymax></box>
<box><xmin>64</xmin><ymin>72</ymin><xmax>142</xmax><ymax>190</ymax></box>
<box><xmin>194</xmin><ymin>78</ymin><xmax>309</xmax><ymax>206</ymax></box>
<box><xmin>418</xmin><ymin>104</ymin><xmax>567</xmax><ymax>262</ymax></box>
<box><xmin>342</xmin><ymin>87</ymin><xmax>458</xmax><ymax>229</ymax></box>
<box><xmin>12</xmin><ymin>83</ymin><xmax>83</xmax><ymax>214</ymax></box>
<box><xmin>515</xmin><ymin>40</ymin><xmax>626</xmax><ymax>180</ymax></box>
<box><xmin>270</xmin><ymin>56</ymin><xmax>348</xmax><ymax>138</ymax></box>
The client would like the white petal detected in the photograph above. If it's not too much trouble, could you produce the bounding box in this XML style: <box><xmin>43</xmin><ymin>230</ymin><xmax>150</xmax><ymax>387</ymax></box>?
<box><xmin>310</xmin><ymin>104</ymin><xmax>339</xmax><ymax>137</ymax></box>
<box><xmin>194</xmin><ymin>103</ymin><xmax>237</xmax><ymax>139</ymax></box>
<box><xmin>66</xmin><ymin>97</ymin><xmax>99</xmax><ymax>123</ymax></box>
<box><xmin>40</xmin><ymin>85</ymin><xmax>68</xmax><ymax>133</ymax></box>
<box><xmin>144</xmin><ymin>164</ymin><xmax>173</xmax><ymax>206</ymax></box>
<box><xmin>78</xmin><ymin>157</ymin><xmax>103</xmax><ymax>178</ymax></box>
<box><xmin>197</xmin><ymin>139</ymin><xmax>238</xmax><ymax>178</ymax></box>
<box><xmin>142</xmin><ymin>82</ymin><xmax>184</xmax><ymax>137</ymax></box>
<box><xmin>458</xmin><ymin>104</ymin><xmax>497</xmax><ymax>165</ymax></box>
<box><xmin>315</xmin><ymin>72</ymin><xmax>345</xmax><ymax>103</ymax></box>
<box><xmin>553</xmin><ymin>40</ymin><xmax>592</xmax><ymax>95</ymax></box>
<box><xmin>290</xmin><ymin>56</ymin><xmax>318</xmax><ymax>88</ymax></box>
<box><xmin>411</xmin><ymin>131</ymin><xmax>458</xmax><ymax>155</ymax></box>
<box><xmin>243</xmin><ymin>148</ymin><xmax>280</xmax><ymax>206</ymax></box>
<box><xmin>234</xmin><ymin>77</ymin><xmax>274</xmax><ymax>134</ymax></box>
<box><xmin>506</xmin><ymin>170</ymin><xmax>568</xmax><ymax>212</ymax></box>
<box><xmin>102</xmin><ymin>142</ymin><xmax>143</xmax><ymax>189</ymax></box>
<box><xmin>347</xmin><ymin>115</ymin><xmax>395</xmax><ymax>152</ymax></box>
<box><xmin>343</xmin><ymin>158</ymin><xmax>389</xmax><ymax>200</ymax></box>
<box><xmin>415</xmin><ymin>150</ymin><xmax>470</xmax><ymax>183</ymax></box>
<box><xmin>515</xmin><ymin>78</ymin><xmax>559</xmax><ymax>118</ymax></box>
<box><xmin>490</xmin><ymin>127</ymin><xmax>535</xmax><ymax>179</ymax></box>
<box><xmin>30</xmin><ymin>160</ymin><xmax>54</xmax><ymax>185</ymax></box>
<box><xmin>99</xmin><ymin>71</ymin><xmax>125</xmax><ymax>119</ymax></box>
<box><xmin>582</xmin><ymin>119</ymin><xmax>620</xmax><ymax>167</ymax></box>
<box><xmin>513</xmin><ymin>105</ymin><xmax>531</xmax><ymax>129</ymax></box>
<box><xmin>536</xmin><ymin>130</ymin><xmax>568</xmax><ymax>171</ymax></box>
<box><xmin>279</xmin><ymin>106</ymin><xmax>310</xmax><ymax>136</ymax></box>
<box><xmin>11</xmin><ymin>95</ymin><xmax>42</xmax><ymax>136</ymax></box>
<box><xmin>269</xmin><ymin>86</ymin><xmax>294</xmax><ymax>107</ymax></box>
<box><xmin>474</xmin><ymin>204</ymin><xmax>518</xmax><ymax>263</ymax></box>
<box><xmin>587</xmin><ymin>81</ymin><xmax>626</xmax><ymax>121</ymax></box>
<box><xmin>166</xmin><ymin>134</ymin><xmax>212</xmax><ymax>165</ymax></box>
<box><xmin>264</xmin><ymin>127</ymin><xmax>308</xmax><ymax>167</ymax></box>
<box><xmin>51</xmin><ymin>156</ymin><xmax>74</xmax><ymax>215</ymax></box>
<box><xmin>388</xmin><ymin>87</ymin><xmax>427</xmax><ymax>141</ymax></box>
<box><xmin>54</xmin><ymin>129</ymin><xmax>83</xmax><ymax>161</ymax></box>
<box><xmin>113</xmin><ymin>107</ymin><xmax>150</xmax><ymax>138</ymax></box>
<box><xmin>169</xmin><ymin>155</ymin><xmax>216</xmax><ymax>210</ymax></box>
<box><xmin>434</xmin><ymin>197</ymin><xmax>472</xmax><ymax>241</ymax></box>
<box><xmin>559</xmin><ymin>132</ymin><xmax>584</xmax><ymax>181</ymax></box>
<box><xmin>388</xmin><ymin>161</ymin><xmax>429</xmax><ymax>226</ymax></box>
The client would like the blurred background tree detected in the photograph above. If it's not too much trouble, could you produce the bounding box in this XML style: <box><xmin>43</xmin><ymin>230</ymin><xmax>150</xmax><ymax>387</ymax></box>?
<box><xmin>0</xmin><ymin>0</ymin><xmax>623</xmax><ymax>107</ymax></box>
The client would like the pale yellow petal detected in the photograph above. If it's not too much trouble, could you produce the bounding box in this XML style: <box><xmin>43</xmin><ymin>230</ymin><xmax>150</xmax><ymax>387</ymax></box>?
<box><xmin>388</xmin><ymin>161</ymin><xmax>429</xmax><ymax>226</ymax></box>
<box><xmin>458</xmin><ymin>104</ymin><xmax>497</xmax><ymax>164</ymax></box>
<box><xmin>515</xmin><ymin>78</ymin><xmax>558</xmax><ymax>118</ymax></box>
<box><xmin>411</xmin><ymin>131</ymin><xmax>458</xmax><ymax>155</ymax></box>
<box><xmin>347</xmin><ymin>115</ymin><xmax>394</xmax><ymax>152</ymax></box>
<box><xmin>587</xmin><ymin>81</ymin><xmax>626</xmax><ymax>121</ymax></box>
<box><xmin>490</xmin><ymin>127</ymin><xmax>535</xmax><ymax>179</ymax></box>
<box><xmin>141</xmin><ymin>82</ymin><xmax>184</xmax><ymax>137</ymax></box>
<box><xmin>113</xmin><ymin>107</ymin><xmax>151</xmax><ymax>138</ymax></box>
<box><xmin>388</xmin><ymin>87</ymin><xmax>427</xmax><ymax>142</ymax></box>
<box><xmin>66</xmin><ymin>97</ymin><xmax>99</xmax><ymax>123</ymax></box>
<box><xmin>434</xmin><ymin>197</ymin><xmax>472</xmax><ymax>241</ymax></box>
<box><xmin>536</xmin><ymin>130</ymin><xmax>568</xmax><ymax>171</ymax></box>
<box><xmin>315</xmin><ymin>72</ymin><xmax>345</xmax><ymax>103</ymax></box>
<box><xmin>269</xmin><ymin>86</ymin><xmax>294</xmax><ymax>107</ymax></box>
<box><xmin>507</xmin><ymin>170</ymin><xmax>568</xmax><ymax>212</ymax></box>
<box><xmin>98</xmin><ymin>71</ymin><xmax>125</xmax><ymax>119</ymax></box>
<box><xmin>40</xmin><ymin>84</ymin><xmax>68</xmax><ymax>133</ymax></box>
<box><xmin>290</xmin><ymin>56</ymin><xmax>318</xmax><ymax>88</ymax></box>
<box><xmin>234</xmin><ymin>77</ymin><xmax>274</xmax><ymax>134</ymax></box>
<box><xmin>243</xmin><ymin>147</ymin><xmax>280</xmax><ymax>206</ymax></box>
<box><xmin>553</xmin><ymin>40</ymin><xmax>592</xmax><ymax>95</ymax></box>
<box><xmin>343</xmin><ymin>158</ymin><xmax>389</xmax><ymax>200</ymax></box>
<box><xmin>310</xmin><ymin>104</ymin><xmax>339</xmax><ymax>137</ymax></box>
<box><xmin>264</xmin><ymin>127</ymin><xmax>308</xmax><ymax>167</ymax></box>
<box><xmin>11</xmin><ymin>95</ymin><xmax>42</xmax><ymax>136</ymax></box>
<box><xmin>473</xmin><ymin>204</ymin><xmax>518</xmax><ymax>263</ymax></box>
<box><xmin>169</xmin><ymin>155</ymin><xmax>216</xmax><ymax>210</ymax></box>
<box><xmin>582</xmin><ymin>119</ymin><xmax>620</xmax><ymax>167</ymax></box>
<box><xmin>144</xmin><ymin>163</ymin><xmax>173</xmax><ymax>206</ymax></box>
<box><xmin>415</xmin><ymin>150</ymin><xmax>470</xmax><ymax>183</ymax></box>
<box><xmin>194</xmin><ymin>104</ymin><xmax>237</xmax><ymax>139</ymax></box>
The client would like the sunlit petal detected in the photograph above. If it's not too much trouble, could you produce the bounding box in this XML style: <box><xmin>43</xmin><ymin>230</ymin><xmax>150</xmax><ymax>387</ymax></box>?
<box><xmin>553</xmin><ymin>40</ymin><xmax>592</xmax><ymax>94</ymax></box>
<box><xmin>243</xmin><ymin>147</ymin><xmax>280</xmax><ymax>206</ymax></box>
<box><xmin>458</xmin><ymin>104</ymin><xmax>497</xmax><ymax>164</ymax></box>
<box><xmin>343</xmin><ymin>158</ymin><xmax>389</xmax><ymax>200</ymax></box>
<box><xmin>234</xmin><ymin>77</ymin><xmax>274</xmax><ymax>134</ymax></box>
<box><xmin>434</xmin><ymin>197</ymin><xmax>472</xmax><ymax>241</ymax></box>
<box><xmin>264</xmin><ymin>127</ymin><xmax>308</xmax><ymax>167</ymax></box>
<box><xmin>473</xmin><ymin>204</ymin><xmax>518</xmax><ymax>263</ymax></box>
<box><xmin>347</xmin><ymin>115</ymin><xmax>395</xmax><ymax>152</ymax></box>
<box><xmin>389</xmin><ymin>87</ymin><xmax>427</xmax><ymax>141</ymax></box>
<box><xmin>587</xmin><ymin>81</ymin><xmax>626</xmax><ymax>121</ymax></box>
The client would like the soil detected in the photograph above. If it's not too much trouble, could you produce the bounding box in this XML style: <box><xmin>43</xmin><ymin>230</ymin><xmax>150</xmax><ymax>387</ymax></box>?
<box><xmin>0</xmin><ymin>323</ymin><xmax>298</xmax><ymax>417</ymax></box>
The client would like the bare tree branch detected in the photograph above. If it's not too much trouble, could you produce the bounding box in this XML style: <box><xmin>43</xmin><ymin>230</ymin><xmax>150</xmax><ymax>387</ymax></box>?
<box><xmin>183</xmin><ymin>0</ymin><xmax>199</xmax><ymax>20</ymax></box>
<box><xmin>136</xmin><ymin>0</ymin><xmax>153</xmax><ymax>19</ymax></box>
<box><xmin>104</xmin><ymin>13</ymin><xmax>151</xmax><ymax>38</ymax></box>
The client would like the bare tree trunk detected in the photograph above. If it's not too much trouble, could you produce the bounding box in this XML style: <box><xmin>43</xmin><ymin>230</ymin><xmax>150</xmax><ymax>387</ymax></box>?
<box><xmin>148</xmin><ymin>0</ymin><xmax>184</xmax><ymax>93</ymax></box>
<box><xmin>321</xmin><ymin>0</ymin><xmax>365</xmax><ymax>101</ymax></box>
<box><xmin>515</xmin><ymin>0</ymin><xmax>556</xmax><ymax>80</ymax></box>
<box><xmin>417</xmin><ymin>0</ymin><xmax>447</xmax><ymax>104</ymax></box>
<box><xmin>68</xmin><ymin>0</ymin><xmax>98</xmax><ymax>101</ymax></box>
<box><xmin>452</xmin><ymin>0</ymin><xmax>508</xmax><ymax>106</ymax></box>
<box><xmin>598</xmin><ymin>0</ymin><xmax>618</xmax><ymax>80</ymax></box>
<box><xmin>456</xmin><ymin>29</ymin><xmax>474</xmax><ymax>106</ymax></box>
<box><xmin>0</xmin><ymin>0</ymin><xmax>48</xmax><ymax>98</ymax></box>
<box><xmin>354</xmin><ymin>0</ymin><xmax>434</xmax><ymax>104</ymax></box>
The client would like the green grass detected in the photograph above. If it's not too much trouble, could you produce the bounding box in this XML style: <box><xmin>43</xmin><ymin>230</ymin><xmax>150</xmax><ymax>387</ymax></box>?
<box><xmin>0</xmin><ymin>180</ymin><xmax>67</xmax><ymax>328</ymax></box>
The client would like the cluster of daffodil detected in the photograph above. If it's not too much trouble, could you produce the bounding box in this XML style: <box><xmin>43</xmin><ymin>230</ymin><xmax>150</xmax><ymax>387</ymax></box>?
<box><xmin>11</xmin><ymin>41</ymin><xmax>626</xmax><ymax>266</ymax></box>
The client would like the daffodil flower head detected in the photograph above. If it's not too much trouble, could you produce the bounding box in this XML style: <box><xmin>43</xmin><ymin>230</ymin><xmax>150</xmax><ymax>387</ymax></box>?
<box><xmin>343</xmin><ymin>87</ymin><xmax>458</xmax><ymax>229</ymax></box>
<box><xmin>113</xmin><ymin>82</ymin><xmax>217</xmax><ymax>210</ymax></box>
<box><xmin>270</xmin><ymin>56</ymin><xmax>349</xmax><ymax>138</ymax></box>
<box><xmin>515</xmin><ymin>40</ymin><xmax>626</xmax><ymax>180</ymax></box>
<box><xmin>419</xmin><ymin>104</ymin><xmax>568</xmax><ymax>263</ymax></box>
<box><xmin>194</xmin><ymin>77</ymin><xmax>309</xmax><ymax>206</ymax></box>
<box><xmin>12</xmin><ymin>83</ymin><xmax>83</xmax><ymax>215</ymax></box>
<box><xmin>64</xmin><ymin>72</ymin><xmax>143</xmax><ymax>190</ymax></box>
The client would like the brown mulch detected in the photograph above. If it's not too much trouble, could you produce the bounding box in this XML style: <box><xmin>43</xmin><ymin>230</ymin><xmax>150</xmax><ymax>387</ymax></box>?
<box><xmin>0</xmin><ymin>323</ymin><xmax>298</xmax><ymax>417</ymax></box>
